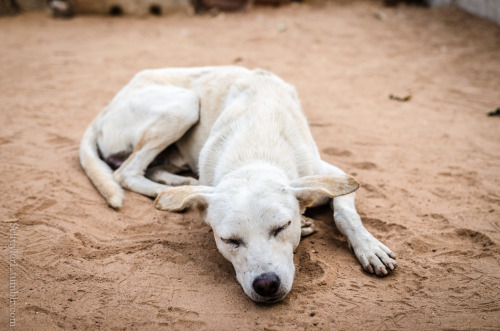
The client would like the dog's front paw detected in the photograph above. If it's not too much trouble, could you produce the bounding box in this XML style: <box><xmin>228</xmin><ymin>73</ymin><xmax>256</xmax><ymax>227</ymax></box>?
<box><xmin>179</xmin><ymin>177</ymin><xmax>199</xmax><ymax>186</ymax></box>
<box><xmin>147</xmin><ymin>167</ymin><xmax>199</xmax><ymax>186</ymax></box>
<box><xmin>350</xmin><ymin>234</ymin><xmax>396</xmax><ymax>276</ymax></box>
<box><xmin>301</xmin><ymin>216</ymin><xmax>316</xmax><ymax>238</ymax></box>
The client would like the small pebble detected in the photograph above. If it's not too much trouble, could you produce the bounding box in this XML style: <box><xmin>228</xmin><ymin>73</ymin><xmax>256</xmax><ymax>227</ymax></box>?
<box><xmin>277</xmin><ymin>23</ymin><xmax>288</xmax><ymax>32</ymax></box>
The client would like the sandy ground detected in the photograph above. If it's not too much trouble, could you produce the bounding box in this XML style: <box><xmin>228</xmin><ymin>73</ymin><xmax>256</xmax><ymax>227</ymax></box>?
<box><xmin>1</xmin><ymin>1</ymin><xmax>499</xmax><ymax>330</ymax></box>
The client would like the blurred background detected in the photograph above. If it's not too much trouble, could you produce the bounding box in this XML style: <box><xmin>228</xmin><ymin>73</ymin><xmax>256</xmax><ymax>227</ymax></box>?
<box><xmin>1</xmin><ymin>0</ymin><xmax>499</xmax><ymax>330</ymax></box>
<box><xmin>1</xmin><ymin>0</ymin><xmax>500</xmax><ymax>25</ymax></box>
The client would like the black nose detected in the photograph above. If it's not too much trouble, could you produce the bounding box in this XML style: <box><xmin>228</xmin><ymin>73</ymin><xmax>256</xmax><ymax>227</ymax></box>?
<box><xmin>252</xmin><ymin>272</ymin><xmax>281</xmax><ymax>297</ymax></box>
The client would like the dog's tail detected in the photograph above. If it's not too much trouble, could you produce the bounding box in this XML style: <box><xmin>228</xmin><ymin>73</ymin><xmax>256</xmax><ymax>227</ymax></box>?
<box><xmin>79</xmin><ymin>120</ymin><xmax>124</xmax><ymax>209</ymax></box>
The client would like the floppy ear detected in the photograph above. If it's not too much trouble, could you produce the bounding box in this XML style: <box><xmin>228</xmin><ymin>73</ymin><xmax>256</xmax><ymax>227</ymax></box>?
<box><xmin>154</xmin><ymin>186</ymin><xmax>213</xmax><ymax>212</ymax></box>
<box><xmin>291</xmin><ymin>174</ymin><xmax>359</xmax><ymax>213</ymax></box>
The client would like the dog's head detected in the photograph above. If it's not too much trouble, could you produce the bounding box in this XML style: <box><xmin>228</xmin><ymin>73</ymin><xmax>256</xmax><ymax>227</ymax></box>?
<box><xmin>154</xmin><ymin>172</ymin><xmax>358</xmax><ymax>303</ymax></box>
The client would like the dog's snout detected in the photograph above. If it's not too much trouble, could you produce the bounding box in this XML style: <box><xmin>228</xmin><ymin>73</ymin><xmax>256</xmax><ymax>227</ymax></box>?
<box><xmin>252</xmin><ymin>272</ymin><xmax>281</xmax><ymax>297</ymax></box>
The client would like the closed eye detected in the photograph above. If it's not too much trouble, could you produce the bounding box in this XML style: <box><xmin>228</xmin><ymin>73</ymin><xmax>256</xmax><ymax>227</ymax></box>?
<box><xmin>222</xmin><ymin>237</ymin><xmax>243</xmax><ymax>248</ymax></box>
<box><xmin>271</xmin><ymin>221</ymin><xmax>291</xmax><ymax>237</ymax></box>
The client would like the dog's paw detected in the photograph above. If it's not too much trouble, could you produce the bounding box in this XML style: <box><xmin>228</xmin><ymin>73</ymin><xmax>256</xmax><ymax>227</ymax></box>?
<box><xmin>350</xmin><ymin>234</ymin><xmax>396</xmax><ymax>276</ymax></box>
<box><xmin>147</xmin><ymin>168</ymin><xmax>199</xmax><ymax>186</ymax></box>
<box><xmin>301</xmin><ymin>216</ymin><xmax>316</xmax><ymax>238</ymax></box>
<box><xmin>179</xmin><ymin>177</ymin><xmax>199</xmax><ymax>186</ymax></box>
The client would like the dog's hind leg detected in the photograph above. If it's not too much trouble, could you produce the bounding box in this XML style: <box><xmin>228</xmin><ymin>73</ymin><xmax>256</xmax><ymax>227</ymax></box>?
<box><xmin>319</xmin><ymin>160</ymin><xmax>397</xmax><ymax>276</ymax></box>
<box><xmin>113</xmin><ymin>86</ymin><xmax>200</xmax><ymax>198</ymax></box>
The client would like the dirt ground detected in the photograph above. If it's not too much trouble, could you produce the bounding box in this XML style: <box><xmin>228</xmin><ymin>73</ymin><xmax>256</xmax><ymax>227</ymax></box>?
<box><xmin>1</xmin><ymin>1</ymin><xmax>499</xmax><ymax>330</ymax></box>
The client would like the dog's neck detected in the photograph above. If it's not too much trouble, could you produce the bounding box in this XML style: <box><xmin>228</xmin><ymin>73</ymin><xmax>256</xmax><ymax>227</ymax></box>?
<box><xmin>220</xmin><ymin>162</ymin><xmax>290</xmax><ymax>185</ymax></box>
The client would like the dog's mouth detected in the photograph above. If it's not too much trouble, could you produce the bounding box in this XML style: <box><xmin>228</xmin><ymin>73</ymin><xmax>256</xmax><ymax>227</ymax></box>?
<box><xmin>261</xmin><ymin>296</ymin><xmax>282</xmax><ymax>304</ymax></box>
<box><xmin>250</xmin><ymin>291</ymin><xmax>288</xmax><ymax>304</ymax></box>
<box><xmin>251</xmin><ymin>296</ymin><xmax>283</xmax><ymax>304</ymax></box>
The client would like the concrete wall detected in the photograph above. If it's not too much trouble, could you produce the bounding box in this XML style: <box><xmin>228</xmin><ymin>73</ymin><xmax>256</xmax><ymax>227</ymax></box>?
<box><xmin>430</xmin><ymin>0</ymin><xmax>500</xmax><ymax>25</ymax></box>
<box><xmin>3</xmin><ymin>0</ymin><xmax>500</xmax><ymax>23</ymax></box>
<box><xmin>1</xmin><ymin>0</ymin><xmax>194</xmax><ymax>15</ymax></box>
<box><xmin>73</xmin><ymin>0</ymin><xmax>194</xmax><ymax>16</ymax></box>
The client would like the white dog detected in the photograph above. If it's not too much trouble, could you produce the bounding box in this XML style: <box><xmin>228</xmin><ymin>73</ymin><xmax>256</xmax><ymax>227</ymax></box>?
<box><xmin>80</xmin><ymin>66</ymin><xmax>396</xmax><ymax>303</ymax></box>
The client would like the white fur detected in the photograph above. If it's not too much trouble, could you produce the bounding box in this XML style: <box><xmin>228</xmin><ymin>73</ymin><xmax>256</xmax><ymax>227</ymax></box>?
<box><xmin>80</xmin><ymin>66</ymin><xmax>396</xmax><ymax>303</ymax></box>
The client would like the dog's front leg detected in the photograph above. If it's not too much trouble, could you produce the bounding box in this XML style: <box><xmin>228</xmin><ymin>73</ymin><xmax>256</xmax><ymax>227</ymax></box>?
<box><xmin>320</xmin><ymin>161</ymin><xmax>396</xmax><ymax>276</ymax></box>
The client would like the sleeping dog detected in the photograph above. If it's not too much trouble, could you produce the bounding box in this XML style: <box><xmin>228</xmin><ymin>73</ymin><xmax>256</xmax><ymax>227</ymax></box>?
<box><xmin>80</xmin><ymin>66</ymin><xmax>396</xmax><ymax>303</ymax></box>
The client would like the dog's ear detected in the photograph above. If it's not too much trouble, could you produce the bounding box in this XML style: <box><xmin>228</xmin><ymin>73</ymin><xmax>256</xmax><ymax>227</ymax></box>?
<box><xmin>291</xmin><ymin>175</ymin><xmax>359</xmax><ymax>213</ymax></box>
<box><xmin>154</xmin><ymin>186</ymin><xmax>213</xmax><ymax>212</ymax></box>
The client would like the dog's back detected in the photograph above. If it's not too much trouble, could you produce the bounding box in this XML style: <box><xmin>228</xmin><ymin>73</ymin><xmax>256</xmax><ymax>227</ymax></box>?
<box><xmin>182</xmin><ymin>68</ymin><xmax>321</xmax><ymax>186</ymax></box>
